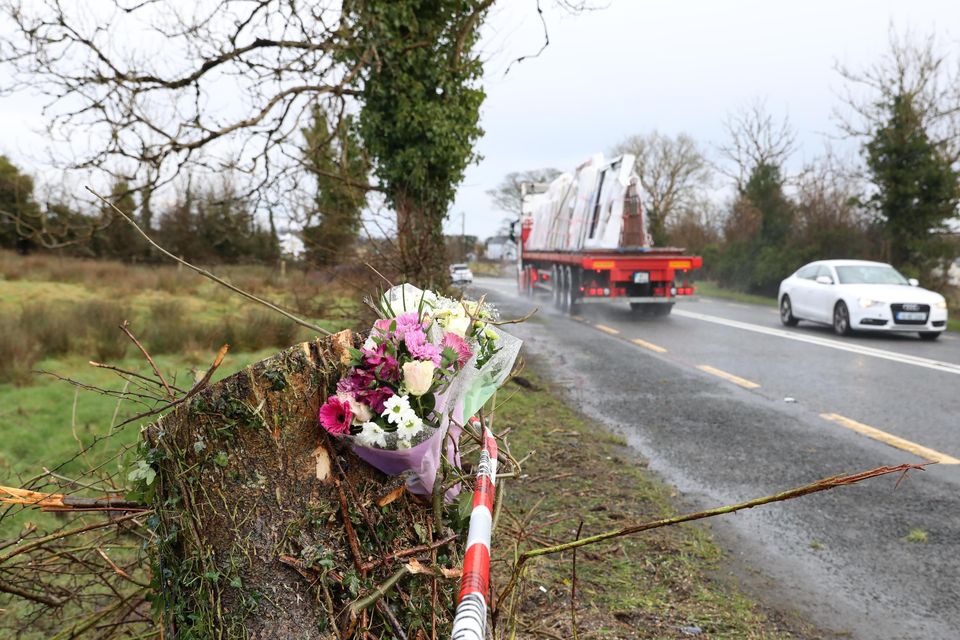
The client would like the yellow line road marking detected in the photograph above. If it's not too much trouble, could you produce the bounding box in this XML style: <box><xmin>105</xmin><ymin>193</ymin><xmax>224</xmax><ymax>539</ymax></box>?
<box><xmin>595</xmin><ymin>324</ymin><xmax>620</xmax><ymax>335</ymax></box>
<box><xmin>632</xmin><ymin>338</ymin><xmax>667</xmax><ymax>353</ymax></box>
<box><xmin>696</xmin><ymin>365</ymin><xmax>761</xmax><ymax>389</ymax></box>
<box><xmin>820</xmin><ymin>413</ymin><xmax>959</xmax><ymax>465</ymax></box>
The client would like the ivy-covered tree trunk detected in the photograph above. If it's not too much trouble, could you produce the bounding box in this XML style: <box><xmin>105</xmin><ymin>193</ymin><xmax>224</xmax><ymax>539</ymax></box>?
<box><xmin>342</xmin><ymin>1</ymin><xmax>491</xmax><ymax>286</ymax></box>
<box><xmin>146</xmin><ymin>334</ymin><xmax>457</xmax><ymax>638</ymax></box>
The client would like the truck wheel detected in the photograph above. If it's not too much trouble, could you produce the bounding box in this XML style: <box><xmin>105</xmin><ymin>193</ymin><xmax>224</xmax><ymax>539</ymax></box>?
<box><xmin>559</xmin><ymin>267</ymin><xmax>570</xmax><ymax>312</ymax></box>
<box><xmin>552</xmin><ymin>266</ymin><xmax>563</xmax><ymax>309</ymax></box>
<box><xmin>567</xmin><ymin>267</ymin><xmax>580</xmax><ymax>314</ymax></box>
<box><xmin>524</xmin><ymin>267</ymin><xmax>534</xmax><ymax>297</ymax></box>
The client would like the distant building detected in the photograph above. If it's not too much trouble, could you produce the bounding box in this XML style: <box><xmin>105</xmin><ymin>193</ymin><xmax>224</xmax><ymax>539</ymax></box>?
<box><xmin>485</xmin><ymin>235</ymin><xmax>517</xmax><ymax>261</ymax></box>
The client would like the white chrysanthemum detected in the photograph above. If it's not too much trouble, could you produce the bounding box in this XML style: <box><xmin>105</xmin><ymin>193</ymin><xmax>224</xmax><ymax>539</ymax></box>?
<box><xmin>381</xmin><ymin>394</ymin><xmax>412</xmax><ymax>425</ymax></box>
<box><xmin>355</xmin><ymin>421</ymin><xmax>387</xmax><ymax>448</ymax></box>
<box><xmin>396</xmin><ymin>414</ymin><xmax>424</xmax><ymax>442</ymax></box>
<box><xmin>383</xmin><ymin>284</ymin><xmax>438</xmax><ymax>317</ymax></box>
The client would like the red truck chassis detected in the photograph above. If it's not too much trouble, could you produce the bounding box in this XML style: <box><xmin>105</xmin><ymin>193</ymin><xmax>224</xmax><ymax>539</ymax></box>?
<box><xmin>518</xmin><ymin>248</ymin><xmax>702</xmax><ymax>316</ymax></box>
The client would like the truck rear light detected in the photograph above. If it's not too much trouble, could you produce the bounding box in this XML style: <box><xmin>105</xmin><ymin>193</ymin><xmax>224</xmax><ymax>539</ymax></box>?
<box><xmin>588</xmin><ymin>287</ymin><xmax>598</xmax><ymax>296</ymax></box>
<box><xmin>603</xmin><ymin>288</ymin><xmax>611</xmax><ymax>296</ymax></box>
<box><xmin>653</xmin><ymin>287</ymin><xmax>664</xmax><ymax>296</ymax></box>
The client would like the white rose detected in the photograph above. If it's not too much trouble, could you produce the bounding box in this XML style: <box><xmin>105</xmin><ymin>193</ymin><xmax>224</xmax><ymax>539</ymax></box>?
<box><xmin>338</xmin><ymin>392</ymin><xmax>372</xmax><ymax>424</ymax></box>
<box><xmin>402</xmin><ymin>360</ymin><xmax>436</xmax><ymax>396</ymax></box>
<box><xmin>436</xmin><ymin>307</ymin><xmax>471</xmax><ymax>337</ymax></box>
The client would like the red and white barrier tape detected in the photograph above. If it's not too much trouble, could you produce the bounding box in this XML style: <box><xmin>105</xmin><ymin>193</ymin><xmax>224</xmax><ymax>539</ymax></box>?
<box><xmin>451</xmin><ymin>420</ymin><xmax>498</xmax><ymax>639</ymax></box>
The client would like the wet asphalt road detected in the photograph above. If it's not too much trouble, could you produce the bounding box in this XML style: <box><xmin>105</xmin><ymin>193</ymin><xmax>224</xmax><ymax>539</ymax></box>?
<box><xmin>469</xmin><ymin>275</ymin><xmax>960</xmax><ymax>640</ymax></box>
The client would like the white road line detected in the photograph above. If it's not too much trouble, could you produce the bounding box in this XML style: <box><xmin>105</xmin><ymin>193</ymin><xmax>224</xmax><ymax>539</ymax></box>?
<box><xmin>674</xmin><ymin>309</ymin><xmax>960</xmax><ymax>376</ymax></box>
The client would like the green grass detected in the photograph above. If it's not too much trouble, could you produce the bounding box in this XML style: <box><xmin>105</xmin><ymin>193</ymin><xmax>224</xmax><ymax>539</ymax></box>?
<box><xmin>0</xmin><ymin>348</ymin><xmax>280</xmax><ymax>536</ymax></box>
<box><xmin>695</xmin><ymin>280</ymin><xmax>778</xmax><ymax>307</ymax></box>
<box><xmin>0</xmin><ymin>251</ymin><xmax>362</xmax><ymax>383</ymax></box>
<box><xmin>491</xmin><ymin>370</ymin><xmax>813</xmax><ymax>638</ymax></box>
<box><xmin>902</xmin><ymin>528</ymin><xmax>929</xmax><ymax>543</ymax></box>
<box><xmin>0</xmin><ymin>251</ymin><xmax>363</xmax><ymax>542</ymax></box>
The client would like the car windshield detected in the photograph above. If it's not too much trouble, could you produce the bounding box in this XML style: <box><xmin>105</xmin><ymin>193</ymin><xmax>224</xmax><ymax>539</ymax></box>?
<box><xmin>835</xmin><ymin>265</ymin><xmax>909</xmax><ymax>285</ymax></box>
<box><xmin>450</xmin><ymin>264</ymin><xmax>468</xmax><ymax>271</ymax></box>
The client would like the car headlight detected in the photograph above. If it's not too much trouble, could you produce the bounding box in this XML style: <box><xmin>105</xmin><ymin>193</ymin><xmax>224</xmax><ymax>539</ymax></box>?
<box><xmin>858</xmin><ymin>297</ymin><xmax>880</xmax><ymax>309</ymax></box>
<box><xmin>935</xmin><ymin>300</ymin><xmax>948</xmax><ymax>310</ymax></box>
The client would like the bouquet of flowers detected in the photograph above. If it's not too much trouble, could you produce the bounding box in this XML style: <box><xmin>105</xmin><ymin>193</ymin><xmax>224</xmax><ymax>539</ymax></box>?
<box><xmin>318</xmin><ymin>284</ymin><xmax>521</xmax><ymax>496</ymax></box>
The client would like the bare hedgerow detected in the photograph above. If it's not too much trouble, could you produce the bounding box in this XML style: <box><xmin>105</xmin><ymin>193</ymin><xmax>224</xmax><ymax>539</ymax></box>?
<box><xmin>0</xmin><ymin>314</ymin><xmax>40</xmax><ymax>384</ymax></box>
<box><xmin>75</xmin><ymin>300</ymin><xmax>130</xmax><ymax>361</ymax></box>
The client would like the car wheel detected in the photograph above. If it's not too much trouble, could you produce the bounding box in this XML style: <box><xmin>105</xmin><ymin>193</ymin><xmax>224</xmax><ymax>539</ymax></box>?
<box><xmin>833</xmin><ymin>301</ymin><xmax>851</xmax><ymax>336</ymax></box>
<box><xmin>779</xmin><ymin>295</ymin><xmax>799</xmax><ymax>327</ymax></box>
<box><xmin>919</xmin><ymin>331</ymin><xmax>941</xmax><ymax>341</ymax></box>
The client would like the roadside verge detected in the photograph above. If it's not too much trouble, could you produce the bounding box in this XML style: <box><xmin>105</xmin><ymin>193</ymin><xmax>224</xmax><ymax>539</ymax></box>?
<box><xmin>491</xmin><ymin>366</ymin><xmax>819</xmax><ymax>639</ymax></box>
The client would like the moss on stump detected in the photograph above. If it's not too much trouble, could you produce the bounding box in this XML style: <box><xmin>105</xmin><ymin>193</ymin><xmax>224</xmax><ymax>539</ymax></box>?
<box><xmin>146</xmin><ymin>334</ymin><xmax>460</xmax><ymax>638</ymax></box>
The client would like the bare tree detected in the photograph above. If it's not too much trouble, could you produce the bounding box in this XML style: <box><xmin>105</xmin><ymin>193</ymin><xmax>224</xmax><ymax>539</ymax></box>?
<box><xmin>487</xmin><ymin>168</ymin><xmax>562</xmax><ymax>216</ymax></box>
<box><xmin>0</xmin><ymin>0</ymin><xmax>497</xmax><ymax>283</ymax></box>
<box><xmin>835</xmin><ymin>28</ymin><xmax>960</xmax><ymax>163</ymax></box>
<box><xmin>717</xmin><ymin>99</ymin><xmax>797</xmax><ymax>189</ymax></box>
<box><xmin>0</xmin><ymin>1</ymin><xmax>362</xmax><ymax>201</ymax></box>
<box><xmin>613</xmin><ymin>131</ymin><xmax>711</xmax><ymax>245</ymax></box>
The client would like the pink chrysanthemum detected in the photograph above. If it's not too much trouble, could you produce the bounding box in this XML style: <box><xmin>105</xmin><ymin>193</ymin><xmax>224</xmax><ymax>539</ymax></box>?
<box><xmin>319</xmin><ymin>395</ymin><xmax>353</xmax><ymax>435</ymax></box>
<box><xmin>405</xmin><ymin>330</ymin><xmax>442</xmax><ymax>366</ymax></box>
<box><xmin>394</xmin><ymin>312</ymin><xmax>426</xmax><ymax>338</ymax></box>
<box><xmin>442</xmin><ymin>332</ymin><xmax>473</xmax><ymax>368</ymax></box>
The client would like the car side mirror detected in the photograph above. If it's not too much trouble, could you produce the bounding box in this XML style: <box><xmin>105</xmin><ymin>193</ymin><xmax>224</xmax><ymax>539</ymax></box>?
<box><xmin>815</xmin><ymin>275</ymin><xmax>833</xmax><ymax>285</ymax></box>
<box><xmin>908</xmin><ymin>278</ymin><xmax>919</xmax><ymax>287</ymax></box>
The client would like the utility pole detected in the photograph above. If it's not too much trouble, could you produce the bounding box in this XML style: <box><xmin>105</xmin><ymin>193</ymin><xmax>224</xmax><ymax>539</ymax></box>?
<box><xmin>461</xmin><ymin>211</ymin><xmax>467</xmax><ymax>261</ymax></box>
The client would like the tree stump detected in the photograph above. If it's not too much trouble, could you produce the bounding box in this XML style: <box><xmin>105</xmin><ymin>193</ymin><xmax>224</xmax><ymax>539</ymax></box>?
<box><xmin>146</xmin><ymin>333</ymin><xmax>457</xmax><ymax>638</ymax></box>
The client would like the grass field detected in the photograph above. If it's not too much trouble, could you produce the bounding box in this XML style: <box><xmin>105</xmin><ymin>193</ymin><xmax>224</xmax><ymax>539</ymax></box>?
<box><xmin>0</xmin><ymin>251</ymin><xmax>366</xmax><ymax>539</ymax></box>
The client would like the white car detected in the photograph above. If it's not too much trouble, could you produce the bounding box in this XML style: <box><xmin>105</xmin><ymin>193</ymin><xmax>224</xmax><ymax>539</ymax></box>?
<box><xmin>449</xmin><ymin>263</ymin><xmax>473</xmax><ymax>285</ymax></box>
<box><xmin>778</xmin><ymin>260</ymin><xmax>949</xmax><ymax>340</ymax></box>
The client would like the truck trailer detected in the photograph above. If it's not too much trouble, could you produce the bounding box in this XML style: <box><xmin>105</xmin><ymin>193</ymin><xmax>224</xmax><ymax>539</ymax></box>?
<box><xmin>517</xmin><ymin>153</ymin><xmax>702</xmax><ymax>316</ymax></box>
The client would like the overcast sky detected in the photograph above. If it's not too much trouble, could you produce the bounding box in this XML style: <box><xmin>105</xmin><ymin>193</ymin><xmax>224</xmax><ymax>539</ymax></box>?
<box><xmin>1</xmin><ymin>1</ymin><xmax>958</xmax><ymax>242</ymax></box>
<box><xmin>447</xmin><ymin>0</ymin><xmax>960</xmax><ymax>240</ymax></box>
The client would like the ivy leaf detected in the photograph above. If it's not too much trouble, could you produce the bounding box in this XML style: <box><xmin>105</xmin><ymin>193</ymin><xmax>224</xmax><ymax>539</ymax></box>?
<box><xmin>127</xmin><ymin>460</ymin><xmax>156</xmax><ymax>486</ymax></box>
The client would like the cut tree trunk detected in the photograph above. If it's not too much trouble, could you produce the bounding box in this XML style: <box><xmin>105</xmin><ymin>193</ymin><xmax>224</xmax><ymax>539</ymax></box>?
<box><xmin>146</xmin><ymin>333</ymin><xmax>456</xmax><ymax>639</ymax></box>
